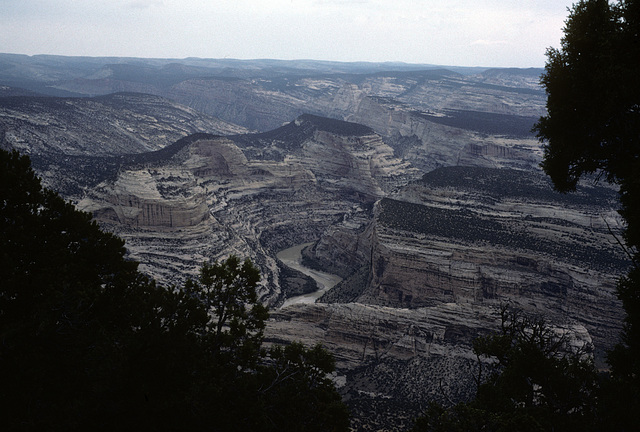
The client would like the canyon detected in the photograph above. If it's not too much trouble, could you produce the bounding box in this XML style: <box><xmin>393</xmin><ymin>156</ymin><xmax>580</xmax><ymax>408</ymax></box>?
<box><xmin>0</xmin><ymin>55</ymin><xmax>628</xmax><ymax>430</ymax></box>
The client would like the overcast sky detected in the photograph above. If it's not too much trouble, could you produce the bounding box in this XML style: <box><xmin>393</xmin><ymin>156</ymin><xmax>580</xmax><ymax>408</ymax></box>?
<box><xmin>1</xmin><ymin>0</ymin><xmax>575</xmax><ymax>68</ymax></box>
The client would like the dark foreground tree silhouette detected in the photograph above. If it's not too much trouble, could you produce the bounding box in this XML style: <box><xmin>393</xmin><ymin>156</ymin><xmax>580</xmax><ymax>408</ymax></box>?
<box><xmin>183</xmin><ymin>256</ymin><xmax>269</xmax><ymax>369</ymax></box>
<box><xmin>533</xmin><ymin>0</ymin><xmax>640</xmax><ymax>429</ymax></box>
<box><xmin>0</xmin><ymin>148</ymin><xmax>160</xmax><ymax>429</ymax></box>
<box><xmin>410</xmin><ymin>307</ymin><xmax>598</xmax><ymax>432</ymax></box>
<box><xmin>255</xmin><ymin>342</ymin><xmax>350</xmax><ymax>431</ymax></box>
<box><xmin>0</xmin><ymin>148</ymin><xmax>349</xmax><ymax>431</ymax></box>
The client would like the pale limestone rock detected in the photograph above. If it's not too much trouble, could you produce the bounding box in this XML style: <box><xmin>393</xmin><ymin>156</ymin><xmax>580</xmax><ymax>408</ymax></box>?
<box><xmin>80</xmin><ymin>168</ymin><xmax>209</xmax><ymax>229</ymax></box>
<box><xmin>309</xmin><ymin>167</ymin><xmax>625</xmax><ymax>369</ymax></box>
<box><xmin>78</xmin><ymin>116</ymin><xmax>415</xmax><ymax>292</ymax></box>
<box><xmin>0</xmin><ymin>93</ymin><xmax>247</xmax><ymax>157</ymax></box>
<box><xmin>266</xmin><ymin>300</ymin><xmax>594</xmax><ymax>431</ymax></box>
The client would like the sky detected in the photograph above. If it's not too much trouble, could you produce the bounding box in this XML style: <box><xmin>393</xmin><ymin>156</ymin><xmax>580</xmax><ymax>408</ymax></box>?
<box><xmin>0</xmin><ymin>0</ymin><xmax>576</xmax><ymax>68</ymax></box>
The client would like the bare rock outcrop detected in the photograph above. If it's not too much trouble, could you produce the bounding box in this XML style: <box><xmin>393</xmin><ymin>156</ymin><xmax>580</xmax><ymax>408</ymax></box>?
<box><xmin>0</xmin><ymin>92</ymin><xmax>247</xmax><ymax>157</ymax></box>
<box><xmin>15</xmin><ymin>56</ymin><xmax>547</xmax><ymax>175</ymax></box>
<box><xmin>341</xmin><ymin>93</ymin><xmax>543</xmax><ymax>173</ymax></box>
<box><xmin>313</xmin><ymin>166</ymin><xmax>626</xmax><ymax>367</ymax></box>
<box><xmin>269</xmin><ymin>166</ymin><xmax>625</xmax><ymax>430</ymax></box>
<box><xmin>266</xmin><ymin>299</ymin><xmax>594</xmax><ymax>431</ymax></box>
<box><xmin>78</xmin><ymin>116</ymin><xmax>415</xmax><ymax>292</ymax></box>
<box><xmin>3</xmin><ymin>56</ymin><xmax>626</xmax><ymax>430</ymax></box>
<box><xmin>79</xmin><ymin>168</ymin><xmax>209</xmax><ymax>229</ymax></box>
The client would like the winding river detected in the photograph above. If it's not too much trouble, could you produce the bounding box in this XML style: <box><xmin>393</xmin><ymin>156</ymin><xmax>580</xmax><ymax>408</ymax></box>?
<box><xmin>277</xmin><ymin>242</ymin><xmax>343</xmax><ymax>308</ymax></box>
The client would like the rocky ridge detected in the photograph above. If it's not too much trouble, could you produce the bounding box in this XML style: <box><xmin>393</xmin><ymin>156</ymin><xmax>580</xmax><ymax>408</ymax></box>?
<box><xmin>266</xmin><ymin>167</ymin><xmax>625</xmax><ymax>430</ymax></box>
<box><xmin>267</xmin><ymin>299</ymin><xmax>595</xmax><ymax>431</ymax></box>
<box><xmin>78</xmin><ymin>115</ymin><xmax>414</xmax><ymax>291</ymax></box>
<box><xmin>309</xmin><ymin>167</ymin><xmax>625</xmax><ymax>361</ymax></box>
<box><xmin>72</xmin><ymin>117</ymin><xmax>625</xmax><ymax>428</ymax></box>
<box><xmin>6</xmin><ymin>55</ymin><xmax>546</xmax><ymax>173</ymax></box>
<box><xmin>0</xmin><ymin>92</ymin><xmax>249</xmax><ymax>196</ymax></box>
<box><xmin>0</xmin><ymin>92</ymin><xmax>247</xmax><ymax>157</ymax></box>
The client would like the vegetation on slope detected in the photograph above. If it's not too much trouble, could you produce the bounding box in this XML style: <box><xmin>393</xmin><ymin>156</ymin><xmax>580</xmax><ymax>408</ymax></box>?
<box><xmin>411</xmin><ymin>307</ymin><xmax>600</xmax><ymax>432</ymax></box>
<box><xmin>0</xmin><ymin>148</ymin><xmax>349</xmax><ymax>431</ymax></box>
<box><xmin>412</xmin><ymin>1</ymin><xmax>640</xmax><ymax>429</ymax></box>
<box><xmin>377</xmin><ymin>167</ymin><xmax>622</xmax><ymax>274</ymax></box>
<box><xmin>416</xmin><ymin>110</ymin><xmax>538</xmax><ymax>138</ymax></box>
<box><xmin>534</xmin><ymin>0</ymin><xmax>640</xmax><ymax>429</ymax></box>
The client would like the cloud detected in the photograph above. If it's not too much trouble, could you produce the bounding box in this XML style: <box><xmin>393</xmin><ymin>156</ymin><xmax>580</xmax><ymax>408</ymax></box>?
<box><xmin>0</xmin><ymin>0</ymin><xmax>576</xmax><ymax>67</ymax></box>
<box><xmin>471</xmin><ymin>39</ymin><xmax>511</xmax><ymax>46</ymax></box>
<box><xmin>313</xmin><ymin>0</ymin><xmax>369</xmax><ymax>4</ymax></box>
<box><xmin>128</xmin><ymin>0</ymin><xmax>163</xmax><ymax>9</ymax></box>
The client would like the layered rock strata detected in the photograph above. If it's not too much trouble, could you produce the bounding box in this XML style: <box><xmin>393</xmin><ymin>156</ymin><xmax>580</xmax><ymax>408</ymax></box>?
<box><xmin>0</xmin><ymin>92</ymin><xmax>247</xmax><ymax>157</ymax></box>
<box><xmin>267</xmin><ymin>166</ymin><xmax>625</xmax><ymax>430</ymax></box>
<box><xmin>74</xmin><ymin>123</ymin><xmax>625</xmax><ymax>430</ymax></box>
<box><xmin>79</xmin><ymin>115</ymin><xmax>414</xmax><ymax>293</ymax></box>
<box><xmin>2</xmin><ymin>56</ymin><xmax>628</xmax><ymax>430</ymax></box>
<box><xmin>266</xmin><ymin>300</ymin><xmax>594</xmax><ymax>431</ymax></box>
<box><xmin>26</xmin><ymin>58</ymin><xmax>547</xmax><ymax>173</ymax></box>
<box><xmin>312</xmin><ymin>167</ymin><xmax>626</xmax><ymax>366</ymax></box>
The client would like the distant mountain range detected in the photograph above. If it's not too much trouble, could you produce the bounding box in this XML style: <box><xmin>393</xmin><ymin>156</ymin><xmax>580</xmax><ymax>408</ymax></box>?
<box><xmin>0</xmin><ymin>53</ymin><xmax>512</xmax><ymax>96</ymax></box>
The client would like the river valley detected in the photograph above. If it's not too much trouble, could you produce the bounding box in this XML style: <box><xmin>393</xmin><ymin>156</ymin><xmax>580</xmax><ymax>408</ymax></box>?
<box><xmin>277</xmin><ymin>242</ymin><xmax>343</xmax><ymax>308</ymax></box>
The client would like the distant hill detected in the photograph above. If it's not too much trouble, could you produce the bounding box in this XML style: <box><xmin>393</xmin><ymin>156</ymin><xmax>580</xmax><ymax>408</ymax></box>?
<box><xmin>0</xmin><ymin>92</ymin><xmax>247</xmax><ymax>194</ymax></box>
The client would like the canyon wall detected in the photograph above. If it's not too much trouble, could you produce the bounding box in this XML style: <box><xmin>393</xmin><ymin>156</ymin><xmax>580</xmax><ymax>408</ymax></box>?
<box><xmin>270</xmin><ymin>167</ymin><xmax>625</xmax><ymax>430</ymax></box>
<box><xmin>78</xmin><ymin>116</ymin><xmax>414</xmax><ymax>295</ymax></box>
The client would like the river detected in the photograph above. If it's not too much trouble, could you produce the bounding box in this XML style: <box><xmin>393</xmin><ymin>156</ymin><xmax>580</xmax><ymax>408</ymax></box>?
<box><xmin>277</xmin><ymin>242</ymin><xmax>343</xmax><ymax>308</ymax></box>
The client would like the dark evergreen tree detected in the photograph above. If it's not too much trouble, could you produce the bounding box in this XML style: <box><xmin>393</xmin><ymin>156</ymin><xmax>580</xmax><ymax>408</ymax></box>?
<box><xmin>0</xmin><ymin>148</ymin><xmax>350</xmax><ymax>431</ymax></box>
<box><xmin>533</xmin><ymin>1</ymin><xmax>640</xmax><ymax>428</ymax></box>
<box><xmin>183</xmin><ymin>256</ymin><xmax>269</xmax><ymax>369</ymax></box>
<box><xmin>259</xmin><ymin>342</ymin><xmax>351</xmax><ymax>432</ymax></box>
<box><xmin>410</xmin><ymin>307</ymin><xmax>599</xmax><ymax>432</ymax></box>
<box><xmin>178</xmin><ymin>258</ymin><xmax>350</xmax><ymax>432</ymax></box>
<box><xmin>0</xmin><ymin>148</ymin><xmax>157</xmax><ymax>429</ymax></box>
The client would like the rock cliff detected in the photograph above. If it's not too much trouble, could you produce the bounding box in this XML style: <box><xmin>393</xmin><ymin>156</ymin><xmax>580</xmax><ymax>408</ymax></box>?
<box><xmin>310</xmin><ymin>167</ymin><xmax>626</xmax><ymax>365</ymax></box>
<box><xmin>78</xmin><ymin>115</ymin><xmax>414</xmax><ymax>291</ymax></box>
<box><xmin>0</xmin><ymin>92</ymin><xmax>247</xmax><ymax>157</ymax></box>
<box><xmin>12</xmin><ymin>56</ymin><xmax>546</xmax><ymax>173</ymax></box>
<box><xmin>268</xmin><ymin>167</ymin><xmax>625</xmax><ymax>430</ymax></box>
<box><xmin>0</xmin><ymin>92</ymin><xmax>249</xmax><ymax>197</ymax></box>
<box><xmin>72</xmin><ymin>118</ymin><xmax>622</xmax><ymax>429</ymax></box>
<box><xmin>266</xmin><ymin>300</ymin><xmax>594</xmax><ymax>431</ymax></box>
